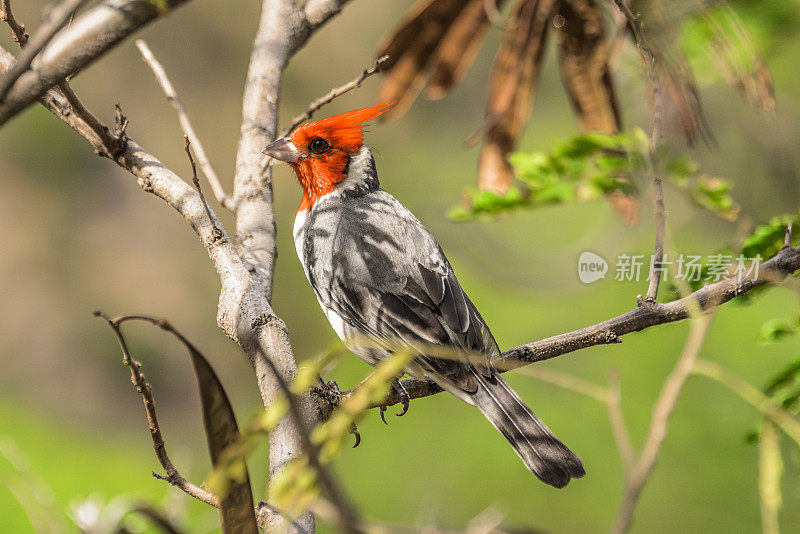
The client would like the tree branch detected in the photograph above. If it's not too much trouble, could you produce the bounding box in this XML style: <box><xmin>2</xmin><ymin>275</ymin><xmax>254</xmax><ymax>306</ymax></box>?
<box><xmin>611</xmin><ymin>312</ymin><xmax>713</xmax><ymax>533</ymax></box>
<box><xmin>281</xmin><ymin>55</ymin><xmax>389</xmax><ymax>137</ymax></box>
<box><xmin>362</xmin><ymin>243</ymin><xmax>800</xmax><ymax>409</ymax></box>
<box><xmin>610</xmin><ymin>0</ymin><xmax>665</xmax><ymax>302</ymax></box>
<box><xmin>606</xmin><ymin>368</ymin><xmax>635</xmax><ymax>473</ymax></box>
<box><xmin>0</xmin><ymin>0</ymin><xmax>192</xmax><ymax>127</ymax></box>
<box><xmin>135</xmin><ymin>39</ymin><xmax>233</xmax><ymax>211</ymax></box>
<box><xmin>94</xmin><ymin>311</ymin><xmax>220</xmax><ymax>509</ymax></box>
<box><xmin>303</xmin><ymin>0</ymin><xmax>355</xmax><ymax>30</ymax></box>
<box><xmin>0</xmin><ymin>1</ymin><xmax>121</xmax><ymax>157</ymax></box>
<box><xmin>0</xmin><ymin>0</ymin><xmax>89</xmax><ymax>101</ymax></box>
<box><xmin>0</xmin><ymin>0</ymin><xmax>27</xmax><ymax>45</ymax></box>
<box><xmin>229</xmin><ymin>1</ymin><xmax>353</xmax><ymax>531</ymax></box>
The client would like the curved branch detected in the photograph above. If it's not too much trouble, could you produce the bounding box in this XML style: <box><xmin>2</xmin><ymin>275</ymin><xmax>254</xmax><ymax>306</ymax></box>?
<box><xmin>0</xmin><ymin>0</ymin><xmax>89</xmax><ymax>101</ymax></box>
<box><xmin>0</xmin><ymin>0</ymin><xmax>191</xmax><ymax>127</ymax></box>
<box><xmin>94</xmin><ymin>311</ymin><xmax>220</xmax><ymax>508</ymax></box>
<box><xmin>366</xmin><ymin>244</ymin><xmax>800</xmax><ymax>409</ymax></box>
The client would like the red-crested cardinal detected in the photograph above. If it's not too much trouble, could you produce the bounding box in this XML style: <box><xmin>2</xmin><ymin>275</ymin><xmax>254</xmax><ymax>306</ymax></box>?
<box><xmin>263</xmin><ymin>104</ymin><xmax>585</xmax><ymax>487</ymax></box>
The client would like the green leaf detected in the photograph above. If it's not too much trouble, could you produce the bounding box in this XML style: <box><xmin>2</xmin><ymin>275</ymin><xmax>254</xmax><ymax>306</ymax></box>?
<box><xmin>742</xmin><ymin>213</ymin><xmax>800</xmax><ymax>259</ymax></box>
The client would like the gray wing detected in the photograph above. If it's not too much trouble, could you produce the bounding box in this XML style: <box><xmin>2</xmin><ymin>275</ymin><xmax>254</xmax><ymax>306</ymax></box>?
<box><xmin>303</xmin><ymin>189</ymin><xmax>498</xmax><ymax>393</ymax></box>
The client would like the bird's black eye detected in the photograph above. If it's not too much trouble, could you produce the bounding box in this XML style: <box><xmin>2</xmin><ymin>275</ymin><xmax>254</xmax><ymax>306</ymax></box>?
<box><xmin>308</xmin><ymin>137</ymin><xmax>329</xmax><ymax>155</ymax></box>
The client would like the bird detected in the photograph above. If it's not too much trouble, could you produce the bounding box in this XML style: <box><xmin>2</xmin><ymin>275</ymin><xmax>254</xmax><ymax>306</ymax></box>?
<box><xmin>262</xmin><ymin>103</ymin><xmax>585</xmax><ymax>488</ymax></box>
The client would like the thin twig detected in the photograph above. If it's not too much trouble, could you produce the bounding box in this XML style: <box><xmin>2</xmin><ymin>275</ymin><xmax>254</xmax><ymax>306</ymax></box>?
<box><xmin>184</xmin><ymin>135</ymin><xmax>223</xmax><ymax>241</ymax></box>
<box><xmin>135</xmin><ymin>40</ymin><xmax>233</xmax><ymax>211</ymax></box>
<box><xmin>59</xmin><ymin>83</ymin><xmax>123</xmax><ymax>156</ymax></box>
<box><xmin>0</xmin><ymin>0</ymin><xmax>89</xmax><ymax>101</ymax></box>
<box><xmin>611</xmin><ymin>0</ymin><xmax>665</xmax><ymax>302</ymax></box>
<box><xmin>606</xmin><ymin>368</ymin><xmax>635</xmax><ymax>473</ymax></box>
<box><xmin>610</xmin><ymin>312</ymin><xmax>713</xmax><ymax>534</ymax></box>
<box><xmin>0</xmin><ymin>0</ymin><xmax>27</xmax><ymax>45</ymax></box>
<box><xmin>93</xmin><ymin>311</ymin><xmax>220</xmax><ymax>509</ymax></box>
<box><xmin>280</xmin><ymin>54</ymin><xmax>389</xmax><ymax>137</ymax></box>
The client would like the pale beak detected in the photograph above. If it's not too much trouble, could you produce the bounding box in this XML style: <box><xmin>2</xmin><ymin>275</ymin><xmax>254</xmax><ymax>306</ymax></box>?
<box><xmin>262</xmin><ymin>138</ymin><xmax>301</xmax><ymax>163</ymax></box>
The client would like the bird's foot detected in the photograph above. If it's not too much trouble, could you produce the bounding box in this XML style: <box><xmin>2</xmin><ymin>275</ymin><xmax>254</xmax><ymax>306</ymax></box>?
<box><xmin>377</xmin><ymin>380</ymin><xmax>411</xmax><ymax>424</ymax></box>
<box><xmin>311</xmin><ymin>378</ymin><xmax>344</xmax><ymax>422</ymax></box>
<box><xmin>378</xmin><ymin>379</ymin><xmax>411</xmax><ymax>425</ymax></box>
<box><xmin>393</xmin><ymin>379</ymin><xmax>411</xmax><ymax>417</ymax></box>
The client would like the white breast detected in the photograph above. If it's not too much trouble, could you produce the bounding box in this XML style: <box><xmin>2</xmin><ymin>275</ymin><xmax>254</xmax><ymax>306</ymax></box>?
<box><xmin>293</xmin><ymin>207</ymin><xmax>308</xmax><ymax>266</ymax></box>
<box><xmin>293</xmin><ymin>206</ymin><xmax>347</xmax><ymax>342</ymax></box>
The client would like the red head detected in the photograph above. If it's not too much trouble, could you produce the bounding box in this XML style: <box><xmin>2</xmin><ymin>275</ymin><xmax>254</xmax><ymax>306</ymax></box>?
<box><xmin>263</xmin><ymin>103</ymin><xmax>394</xmax><ymax>212</ymax></box>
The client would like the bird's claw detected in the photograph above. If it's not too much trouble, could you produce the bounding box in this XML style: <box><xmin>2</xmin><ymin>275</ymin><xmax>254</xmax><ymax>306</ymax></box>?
<box><xmin>379</xmin><ymin>405</ymin><xmax>389</xmax><ymax>425</ymax></box>
<box><xmin>393</xmin><ymin>379</ymin><xmax>411</xmax><ymax>417</ymax></box>
<box><xmin>350</xmin><ymin>423</ymin><xmax>361</xmax><ymax>448</ymax></box>
<box><xmin>377</xmin><ymin>380</ymin><xmax>411</xmax><ymax>424</ymax></box>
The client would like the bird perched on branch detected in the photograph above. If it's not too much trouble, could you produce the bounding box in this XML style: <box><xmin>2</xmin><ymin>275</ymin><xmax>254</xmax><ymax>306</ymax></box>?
<box><xmin>263</xmin><ymin>104</ymin><xmax>585</xmax><ymax>488</ymax></box>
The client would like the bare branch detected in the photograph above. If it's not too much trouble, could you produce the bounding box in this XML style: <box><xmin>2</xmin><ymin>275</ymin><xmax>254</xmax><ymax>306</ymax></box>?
<box><xmin>184</xmin><ymin>136</ymin><xmax>224</xmax><ymax>241</ymax></box>
<box><xmin>610</xmin><ymin>0</ymin><xmax>665</xmax><ymax>302</ymax></box>
<box><xmin>0</xmin><ymin>0</ymin><xmax>28</xmax><ymax>45</ymax></box>
<box><xmin>303</xmin><ymin>0</ymin><xmax>355</xmax><ymax>30</ymax></box>
<box><xmin>94</xmin><ymin>311</ymin><xmax>220</xmax><ymax>509</ymax></box>
<box><xmin>606</xmin><ymin>368</ymin><xmax>635</xmax><ymax>473</ymax></box>
<box><xmin>281</xmin><ymin>55</ymin><xmax>390</xmax><ymax>137</ymax></box>
<box><xmin>0</xmin><ymin>1</ymin><xmax>121</xmax><ymax>156</ymax></box>
<box><xmin>0</xmin><ymin>0</ymin><xmax>89</xmax><ymax>101</ymax></box>
<box><xmin>230</xmin><ymin>0</ymin><xmax>353</xmax><ymax>292</ymax></box>
<box><xmin>60</xmin><ymin>83</ymin><xmax>124</xmax><ymax>156</ymax></box>
<box><xmin>0</xmin><ymin>0</ymin><xmax>192</xmax><ymax>127</ymax></box>
<box><xmin>611</xmin><ymin>313</ymin><xmax>713</xmax><ymax>534</ymax></box>
<box><xmin>135</xmin><ymin>40</ymin><xmax>233</xmax><ymax>211</ymax></box>
<box><xmin>365</xmin><ymin>243</ymin><xmax>800</xmax><ymax>409</ymax></box>
<box><xmin>229</xmin><ymin>3</ymin><xmax>354</xmax><ymax>531</ymax></box>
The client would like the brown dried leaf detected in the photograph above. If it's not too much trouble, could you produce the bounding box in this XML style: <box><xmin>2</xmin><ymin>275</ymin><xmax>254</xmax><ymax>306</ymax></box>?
<box><xmin>556</xmin><ymin>0</ymin><xmax>643</xmax><ymax>224</ymax></box>
<box><xmin>556</xmin><ymin>0</ymin><xmax>620</xmax><ymax>133</ymax></box>
<box><xmin>478</xmin><ymin>0</ymin><xmax>556</xmax><ymax>194</ymax></box>
<box><xmin>376</xmin><ymin>0</ymin><xmax>470</xmax><ymax>118</ymax></box>
<box><xmin>187</xmin><ymin>344</ymin><xmax>258</xmax><ymax>534</ymax></box>
<box><xmin>427</xmin><ymin>0</ymin><xmax>509</xmax><ymax>100</ymax></box>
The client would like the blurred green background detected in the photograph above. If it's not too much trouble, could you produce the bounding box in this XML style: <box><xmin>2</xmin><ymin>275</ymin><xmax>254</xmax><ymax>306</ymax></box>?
<box><xmin>1</xmin><ymin>1</ymin><xmax>800</xmax><ymax>532</ymax></box>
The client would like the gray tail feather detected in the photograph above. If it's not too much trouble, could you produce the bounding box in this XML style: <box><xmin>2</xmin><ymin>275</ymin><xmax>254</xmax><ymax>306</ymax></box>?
<box><xmin>468</xmin><ymin>370</ymin><xmax>585</xmax><ymax>488</ymax></box>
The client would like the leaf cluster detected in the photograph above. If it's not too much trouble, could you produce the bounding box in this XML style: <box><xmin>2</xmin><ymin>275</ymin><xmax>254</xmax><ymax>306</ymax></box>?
<box><xmin>450</xmin><ymin>130</ymin><xmax>738</xmax><ymax>221</ymax></box>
